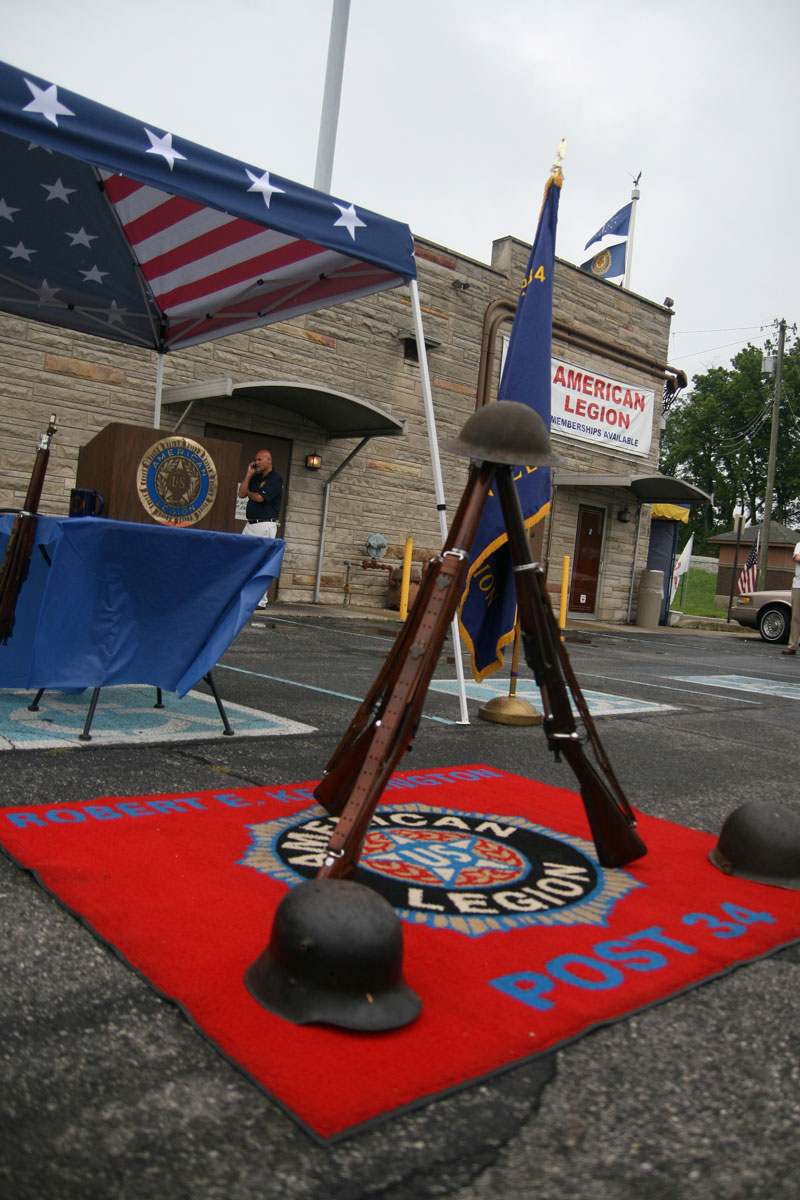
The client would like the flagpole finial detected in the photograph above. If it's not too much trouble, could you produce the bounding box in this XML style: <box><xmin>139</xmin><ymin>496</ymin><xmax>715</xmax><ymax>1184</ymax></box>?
<box><xmin>552</xmin><ymin>139</ymin><xmax>567</xmax><ymax>180</ymax></box>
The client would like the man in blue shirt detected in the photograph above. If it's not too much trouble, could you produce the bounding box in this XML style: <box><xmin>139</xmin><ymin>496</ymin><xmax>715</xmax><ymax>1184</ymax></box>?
<box><xmin>238</xmin><ymin>449</ymin><xmax>283</xmax><ymax>608</ymax></box>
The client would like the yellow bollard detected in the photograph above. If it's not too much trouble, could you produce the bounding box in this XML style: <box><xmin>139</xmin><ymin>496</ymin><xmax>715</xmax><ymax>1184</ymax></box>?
<box><xmin>398</xmin><ymin>536</ymin><xmax>413</xmax><ymax>621</ymax></box>
<box><xmin>559</xmin><ymin>556</ymin><xmax>569</xmax><ymax>635</ymax></box>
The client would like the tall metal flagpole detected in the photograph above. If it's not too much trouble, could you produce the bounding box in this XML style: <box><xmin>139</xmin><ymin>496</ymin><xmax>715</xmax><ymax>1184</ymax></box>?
<box><xmin>622</xmin><ymin>174</ymin><xmax>641</xmax><ymax>290</ymax></box>
<box><xmin>314</xmin><ymin>0</ymin><xmax>351</xmax><ymax>193</ymax></box>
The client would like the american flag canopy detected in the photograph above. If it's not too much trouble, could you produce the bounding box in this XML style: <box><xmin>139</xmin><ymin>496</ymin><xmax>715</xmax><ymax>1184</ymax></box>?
<box><xmin>0</xmin><ymin>59</ymin><xmax>417</xmax><ymax>352</ymax></box>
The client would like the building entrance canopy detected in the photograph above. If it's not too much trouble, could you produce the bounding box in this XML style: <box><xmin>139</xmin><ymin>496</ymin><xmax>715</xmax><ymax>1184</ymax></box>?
<box><xmin>554</xmin><ymin>470</ymin><xmax>712</xmax><ymax>506</ymax></box>
<box><xmin>162</xmin><ymin>379</ymin><xmax>406</xmax><ymax>441</ymax></box>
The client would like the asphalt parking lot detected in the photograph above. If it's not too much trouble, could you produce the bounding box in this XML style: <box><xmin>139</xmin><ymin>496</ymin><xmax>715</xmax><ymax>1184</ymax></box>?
<box><xmin>2</xmin><ymin>606</ymin><xmax>799</xmax><ymax>1200</ymax></box>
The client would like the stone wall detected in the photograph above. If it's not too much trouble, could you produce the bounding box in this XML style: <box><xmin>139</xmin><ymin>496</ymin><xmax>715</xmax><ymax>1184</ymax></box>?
<box><xmin>0</xmin><ymin>229</ymin><xmax>673</xmax><ymax>618</ymax></box>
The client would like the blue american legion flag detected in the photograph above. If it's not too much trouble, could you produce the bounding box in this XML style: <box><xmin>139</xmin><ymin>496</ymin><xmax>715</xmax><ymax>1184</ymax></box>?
<box><xmin>458</xmin><ymin>167</ymin><xmax>562</xmax><ymax>681</ymax></box>
<box><xmin>584</xmin><ymin>202</ymin><xmax>632</xmax><ymax>249</ymax></box>
<box><xmin>737</xmin><ymin>531</ymin><xmax>760</xmax><ymax>594</ymax></box>
<box><xmin>580</xmin><ymin>240</ymin><xmax>626</xmax><ymax>280</ymax></box>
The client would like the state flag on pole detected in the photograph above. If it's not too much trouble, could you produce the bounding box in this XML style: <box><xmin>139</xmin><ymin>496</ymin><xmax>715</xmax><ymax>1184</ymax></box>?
<box><xmin>458</xmin><ymin>163</ymin><xmax>562</xmax><ymax>682</ymax></box>
<box><xmin>580</xmin><ymin>241</ymin><xmax>626</xmax><ymax>280</ymax></box>
<box><xmin>670</xmin><ymin>533</ymin><xmax>694</xmax><ymax>604</ymax></box>
<box><xmin>736</xmin><ymin>532</ymin><xmax>760</xmax><ymax>595</ymax></box>
<box><xmin>584</xmin><ymin>202</ymin><xmax>632</xmax><ymax>249</ymax></box>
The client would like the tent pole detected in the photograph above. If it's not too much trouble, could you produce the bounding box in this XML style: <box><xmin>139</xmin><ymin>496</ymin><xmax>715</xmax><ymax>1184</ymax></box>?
<box><xmin>153</xmin><ymin>352</ymin><xmax>165</xmax><ymax>429</ymax></box>
<box><xmin>409</xmin><ymin>278</ymin><xmax>469</xmax><ymax>724</ymax></box>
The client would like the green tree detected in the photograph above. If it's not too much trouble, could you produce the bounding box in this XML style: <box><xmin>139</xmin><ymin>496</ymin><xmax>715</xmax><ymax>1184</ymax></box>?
<box><xmin>660</xmin><ymin>339</ymin><xmax>800</xmax><ymax>553</ymax></box>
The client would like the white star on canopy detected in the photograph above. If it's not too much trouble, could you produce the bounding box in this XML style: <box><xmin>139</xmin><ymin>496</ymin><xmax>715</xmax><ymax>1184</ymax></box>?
<box><xmin>41</xmin><ymin>178</ymin><xmax>75</xmax><ymax>203</ymax></box>
<box><xmin>144</xmin><ymin>128</ymin><xmax>187</xmax><ymax>171</ymax></box>
<box><xmin>22</xmin><ymin>80</ymin><xmax>74</xmax><ymax>127</ymax></box>
<box><xmin>333</xmin><ymin>202</ymin><xmax>366</xmax><ymax>240</ymax></box>
<box><xmin>80</xmin><ymin>265</ymin><xmax>108</xmax><ymax>284</ymax></box>
<box><xmin>36</xmin><ymin>280</ymin><xmax>61</xmax><ymax>305</ymax></box>
<box><xmin>245</xmin><ymin>169</ymin><xmax>285</xmax><ymax>209</ymax></box>
<box><xmin>5</xmin><ymin>242</ymin><xmax>35</xmax><ymax>262</ymax></box>
<box><xmin>66</xmin><ymin>227</ymin><xmax>97</xmax><ymax>248</ymax></box>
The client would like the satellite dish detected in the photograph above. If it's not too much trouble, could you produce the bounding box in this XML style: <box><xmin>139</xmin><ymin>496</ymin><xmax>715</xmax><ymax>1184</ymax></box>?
<box><xmin>365</xmin><ymin>533</ymin><xmax>388</xmax><ymax>561</ymax></box>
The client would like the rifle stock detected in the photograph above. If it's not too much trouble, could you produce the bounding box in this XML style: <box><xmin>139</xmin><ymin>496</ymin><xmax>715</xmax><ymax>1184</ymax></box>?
<box><xmin>494</xmin><ymin>466</ymin><xmax>646</xmax><ymax>868</ymax></box>
<box><xmin>314</xmin><ymin>461</ymin><xmax>496</xmax><ymax>878</ymax></box>
<box><xmin>0</xmin><ymin>414</ymin><xmax>57</xmax><ymax>644</ymax></box>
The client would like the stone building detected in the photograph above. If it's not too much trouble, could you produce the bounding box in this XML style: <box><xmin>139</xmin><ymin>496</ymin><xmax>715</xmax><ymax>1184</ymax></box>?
<box><xmin>0</xmin><ymin>229</ymin><xmax>706</xmax><ymax>622</ymax></box>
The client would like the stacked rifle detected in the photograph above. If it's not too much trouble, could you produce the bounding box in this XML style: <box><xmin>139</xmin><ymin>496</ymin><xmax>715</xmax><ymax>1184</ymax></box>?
<box><xmin>0</xmin><ymin>414</ymin><xmax>57</xmax><ymax>644</ymax></box>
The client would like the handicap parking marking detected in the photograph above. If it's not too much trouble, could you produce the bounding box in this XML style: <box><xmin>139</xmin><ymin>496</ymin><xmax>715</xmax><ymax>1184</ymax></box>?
<box><xmin>671</xmin><ymin>674</ymin><xmax>800</xmax><ymax>701</ymax></box>
<box><xmin>0</xmin><ymin>686</ymin><xmax>316</xmax><ymax>750</ymax></box>
<box><xmin>428</xmin><ymin>678</ymin><xmax>677</xmax><ymax>717</ymax></box>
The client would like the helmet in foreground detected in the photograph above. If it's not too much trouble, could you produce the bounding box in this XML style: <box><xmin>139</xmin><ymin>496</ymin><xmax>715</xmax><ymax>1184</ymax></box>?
<box><xmin>245</xmin><ymin>877</ymin><xmax>422</xmax><ymax>1030</ymax></box>
<box><xmin>709</xmin><ymin>800</ymin><xmax>800</xmax><ymax>891</ymax></box>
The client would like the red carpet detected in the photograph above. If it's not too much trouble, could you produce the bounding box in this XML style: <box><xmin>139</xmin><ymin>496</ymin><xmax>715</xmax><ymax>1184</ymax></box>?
<box><xmin>2</xmin><ymin>765</ymin><xmax>799</xmax><ymax>1142</ymax></box>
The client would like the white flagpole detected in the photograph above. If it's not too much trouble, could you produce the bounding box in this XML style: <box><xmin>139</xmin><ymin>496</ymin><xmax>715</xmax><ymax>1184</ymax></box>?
<box><xmin>314</xmin><ymin>0</ymin><xmax>351</xmax><ymax>193</ymax></box>
<box><xmin>622</xmin><ymin>175</ymin><xmax>640</xmax><ymax>290</ymax></box>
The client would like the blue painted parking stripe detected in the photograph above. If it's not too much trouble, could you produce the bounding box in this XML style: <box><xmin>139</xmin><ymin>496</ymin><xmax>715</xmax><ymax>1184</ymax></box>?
<box><xmin>672</xmin><ymin>674</ymin><xmax>800</xmax><ymax>700</ymax></box>
<box><xmin>217</xmin><ymin>664</ymin><xmax>458</xmax><ymax>724</ymax></box>
<box><xmin>427</xmin><ymin>678</ymin><xmax>676</xmax><ymax>717</ymax></box>
<box><xmin>580</xmin><ymin>671</ymin><xmax>761</xmax><ymax>704</ymax></box>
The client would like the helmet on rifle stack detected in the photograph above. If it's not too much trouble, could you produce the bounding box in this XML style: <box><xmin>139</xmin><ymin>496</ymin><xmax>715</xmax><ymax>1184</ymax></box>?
<box><xmin>709</xmin><ymin>800</ymin><xmax>800</xmax><ymax>890</ymax></box>
<box><xmin>444</xmin><ymin>399</ymin><xmax>564</xmax><ymax>467</ymax></box>
<box><xmin>245</xmin><ymin>878</ymin><xmax>422</xmax><ymax>1030</ymax></box>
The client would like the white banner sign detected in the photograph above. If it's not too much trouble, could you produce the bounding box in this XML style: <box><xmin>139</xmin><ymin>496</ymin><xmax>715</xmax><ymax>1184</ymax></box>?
<box><xmin>550</xmin><ymin>358</ymin><xmax>654</xmax><ymax>457</ymax></box>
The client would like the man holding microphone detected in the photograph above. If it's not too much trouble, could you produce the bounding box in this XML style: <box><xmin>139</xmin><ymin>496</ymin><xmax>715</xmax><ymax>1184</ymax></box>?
<box><xmin>238</xmin><ymin>449</ymin><xmax>283</xmax><ymax>609</ymax></box>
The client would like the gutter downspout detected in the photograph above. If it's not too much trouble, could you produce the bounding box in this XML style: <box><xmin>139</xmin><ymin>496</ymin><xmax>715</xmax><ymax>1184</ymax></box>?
<box><xmin>627</xmin><ymin>501</ymin><xmax>645</xmax><ymax>622</ymax></box>
<box><xmin>314</xmin><ymin>437</ymin><xmax>370</xmax><ymax>603</ymax></box>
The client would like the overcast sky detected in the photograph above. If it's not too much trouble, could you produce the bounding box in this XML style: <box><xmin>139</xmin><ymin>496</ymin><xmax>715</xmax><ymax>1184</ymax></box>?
<box><xmin>4</xmin><ymin>0</ymin><xmax>798</xmax><ymax>387</ymax></box>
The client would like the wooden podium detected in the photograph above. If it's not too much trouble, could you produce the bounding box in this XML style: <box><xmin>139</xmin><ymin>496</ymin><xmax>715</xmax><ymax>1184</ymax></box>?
<box><xmin>75</xmin><ymin>424</ymin><xmax>242</xmax><ymax>532</ymax></box>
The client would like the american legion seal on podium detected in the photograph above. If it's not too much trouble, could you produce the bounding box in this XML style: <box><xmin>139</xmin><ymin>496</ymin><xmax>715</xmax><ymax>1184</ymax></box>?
<box><xmin>137</xmin><ymin>436</ymin><xmax>218</xmax><ymax>527</ymax></box>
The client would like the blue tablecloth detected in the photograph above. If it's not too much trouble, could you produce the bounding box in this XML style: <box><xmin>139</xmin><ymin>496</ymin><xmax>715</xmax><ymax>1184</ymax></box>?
<box><xmin>0</xmin><ymin>516</ymin><xmax>284</xmax><ymax>695</ymax></box>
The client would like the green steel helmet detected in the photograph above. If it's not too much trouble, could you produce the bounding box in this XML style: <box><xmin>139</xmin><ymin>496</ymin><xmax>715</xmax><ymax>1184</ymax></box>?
<box><xmin>443</xmin><ymin>400</ymin><xmax>564</xmax><ymax>467</ymax></box>
<box><xmin>709</xmin><ymin>800</ymin><xmax>800</xmax><ymax>891</ymax></box>
<box><xmin>245</xmin><ymin>878</ymin><xmax>422</xmax><ymax>1030</ymax></box>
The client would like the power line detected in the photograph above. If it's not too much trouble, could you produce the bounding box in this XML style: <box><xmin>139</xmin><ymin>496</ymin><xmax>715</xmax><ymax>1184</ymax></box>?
<box><xmin>671</xmin><ymin>331</ymin><xmax>770</xmax><ymax>362</ymax></box>
<box><xmin>671</xmin><ymin>324</ymin><xmax>765</xmax><ymax>335</ymax></box>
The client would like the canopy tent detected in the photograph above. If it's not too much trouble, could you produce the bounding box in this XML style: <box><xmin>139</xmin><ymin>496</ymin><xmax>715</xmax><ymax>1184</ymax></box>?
<box><xmin>0</xmin><ymin>58</ymin><xmax>468</xmax><ymax>720</ymax></box>
<box><xmin>0</xmin><ymin>59</ymin><xmax>415</xmax><ymax>355</ymax></box>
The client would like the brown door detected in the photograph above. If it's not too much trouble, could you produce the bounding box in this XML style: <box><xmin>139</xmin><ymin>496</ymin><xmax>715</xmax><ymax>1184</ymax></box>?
<box><xmin>569</xmin><ymin>505</ymin><xmax>605</xmax><ymax>616</ymax></box>
<box><xmin>205</xmin><ymin>425</ymin><xmax>292</xmax><ymax>600</ymax></box>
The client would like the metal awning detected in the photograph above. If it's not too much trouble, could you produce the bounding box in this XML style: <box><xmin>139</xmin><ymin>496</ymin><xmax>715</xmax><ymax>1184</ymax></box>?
<box><xmin>553</xmin><ymin>470</ymin><xmax>712</xmax><ymax>506</ymax></box>
<box><xmin>162</xmin><ymin>378</ymin><xmax>406</xmax><ymax>440</ymax></box>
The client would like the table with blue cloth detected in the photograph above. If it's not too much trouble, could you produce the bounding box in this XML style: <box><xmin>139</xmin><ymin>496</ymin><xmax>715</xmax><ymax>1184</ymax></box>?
<box><xmin>0</xmin><ymin>515</ymin><xmax>284</xmax><ymax>697</ymax></box>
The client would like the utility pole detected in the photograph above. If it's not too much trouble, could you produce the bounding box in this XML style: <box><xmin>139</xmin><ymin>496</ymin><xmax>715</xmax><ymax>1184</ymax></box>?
<box><xmin>757</xmin><ymin>318</ymin><xmax>786</xmax><ymax>590</ymax></box>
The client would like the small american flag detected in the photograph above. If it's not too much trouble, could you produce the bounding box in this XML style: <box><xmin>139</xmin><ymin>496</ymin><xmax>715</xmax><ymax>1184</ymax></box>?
<box><xmin>737</xmin><ymin>532</ymin><xmax>760</xmax><ymax>594</ymax></box>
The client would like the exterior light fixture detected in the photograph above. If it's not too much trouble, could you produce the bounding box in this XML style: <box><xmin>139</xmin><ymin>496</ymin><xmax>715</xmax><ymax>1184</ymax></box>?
<box><xmin>305</xmin><ymin>453</ymin><xmax>322</xmax><ymax>471</ymax></box>
<box><xmin>618</xmin><ymin>505</ymin><xmax>632</xmax><ymax>523</ymax></box>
